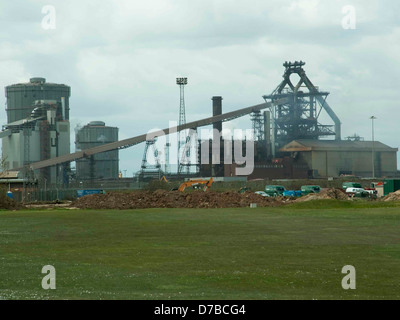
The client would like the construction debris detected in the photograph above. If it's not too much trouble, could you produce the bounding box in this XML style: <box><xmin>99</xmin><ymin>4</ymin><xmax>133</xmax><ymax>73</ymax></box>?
<box><xmin>382</xmin><ymin>190</ymin><xmax>400</xmax><ymax>202</ymax></box>
<box><xmin>295</xmin><ymin>188</ymin><xmax>348</xmax><ymax>202</ymax></box>
<box><xmin>0</xmin><ymin>195</ymin><xmax>22</xmax><ymax>210</ymax></box>
<box><xmin>72</xmin><ymin>190</ymin><xmax>282</xmax><ymax>210</ymax></box>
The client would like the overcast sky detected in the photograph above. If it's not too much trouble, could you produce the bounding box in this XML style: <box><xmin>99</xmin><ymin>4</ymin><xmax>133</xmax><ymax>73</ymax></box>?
<box><xmin>1</xmin><ymin>0</ymin><xmax>399</xmax><ymax>175</ymax></box>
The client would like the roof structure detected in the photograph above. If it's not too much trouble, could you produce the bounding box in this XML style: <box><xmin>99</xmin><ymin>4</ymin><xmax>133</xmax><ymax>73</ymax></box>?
<box><xmin>0</xmin><ymin>171</ymin><xmax>21</xmax><ymax>179</ymax></box>
<box><xmin>280</xmin><ymin>140</ymin><xmax>398</xmax><ymax>152</ymax></box>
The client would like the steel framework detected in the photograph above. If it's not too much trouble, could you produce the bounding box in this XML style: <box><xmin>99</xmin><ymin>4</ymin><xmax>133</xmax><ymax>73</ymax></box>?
<box><xmin>26</xmin><ymin>99</ymin><xmax>287</xmax><ymax>171</ymax></box>
<box><xmin>177</xmin><ymin>77</ymin><xmax>190</xmax><ymax>175</ymax></box>
<box><xmin>251</xmin><ymin>111</ymin><xmax>264</xmax><ymax>141</ymax></box>
<box><xmin>138</xmin><ymin>138</ymin><xmax>162</xmax><ymax>180</ymax></box>
<box><xmin>263</xmin><ymin>61</ymin><xmax>341</xmax><ymax>152</ymax></box>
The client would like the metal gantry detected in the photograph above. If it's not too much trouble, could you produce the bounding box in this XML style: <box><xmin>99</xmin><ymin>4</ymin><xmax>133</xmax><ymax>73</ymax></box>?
<box><xmin>26</xmin><ymin>99</ymin><xmax>288</xmax><ymax>171</ymax></box>
<box><xmin>139</xmin><ymin>138</ymin><xmax>162</xmax><ymax>180</ymax></box>
<box><xmin>263</xmin><ymin>61</ymin><xmax>341</xmax><ymax>154</ymax></box>
<box><xmin>251</xmin><ymin>110</ymin><xmax>264</xmax><ymax>141</ymax></box>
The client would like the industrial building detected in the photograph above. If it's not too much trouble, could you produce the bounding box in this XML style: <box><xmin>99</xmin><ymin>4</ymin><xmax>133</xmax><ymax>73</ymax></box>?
<box><xmin>199</xmin><ymin>62</ymin><xmax>398</xmax><ymax>179</ymax></box>
<box><xmin>1</xmin><ymin>77</ymin><xmax>71</xmax><ymax>185</ymax></box>
<box><xmin>1</xmin><ymin>61</ymin><xmax>397</xmax><ymax>198</ymax></box>
<box><xmin>279</xmin><ymin>140</ymin><xmax>398</xmax><ymax>178</ymax></box>
<box><xmin>75</xmin><ymin>121</ymin><xmax>119</xmax><ymax>180</ymax></box>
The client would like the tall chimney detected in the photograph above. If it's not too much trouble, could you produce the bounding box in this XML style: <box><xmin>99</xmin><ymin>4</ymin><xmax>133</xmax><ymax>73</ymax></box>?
<box><xmin>212</xmin><ymin>96</ymin><xmax>223</xmax><ymax>133</ymax></box>
<box><xmin>211</xmin><ymin>96</ymin><xmax>223</xmax><ymax>176</ymax></box>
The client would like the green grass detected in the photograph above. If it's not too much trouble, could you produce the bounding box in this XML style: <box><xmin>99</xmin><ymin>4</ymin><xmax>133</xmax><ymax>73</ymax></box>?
<box><xmin>1</xmin><ymin>202</ymin><xmax>400</xmax><ymax>300</ymax></box>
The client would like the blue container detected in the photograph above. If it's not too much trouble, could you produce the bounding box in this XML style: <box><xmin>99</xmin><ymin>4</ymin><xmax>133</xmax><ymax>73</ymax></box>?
<box><xmin>7</xmin><ymin>191</ymin><xmax>13</xmax><ymax>199</ymax></box>
<box><xmin>77</xmin><ymin>189</ymin><xmax>105</xmax><ymax>198</ymax></box>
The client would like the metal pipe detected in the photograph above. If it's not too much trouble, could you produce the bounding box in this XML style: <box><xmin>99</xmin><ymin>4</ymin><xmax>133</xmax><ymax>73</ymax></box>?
<box><xmin>61</xmin><ymin>97</ymin><xmax>66</xmax><ymax>120</ymax></box>
<box><xmin>263</xmin><ymin>111</ymin><xmax>271</xmax><ymax>158</ymax></box>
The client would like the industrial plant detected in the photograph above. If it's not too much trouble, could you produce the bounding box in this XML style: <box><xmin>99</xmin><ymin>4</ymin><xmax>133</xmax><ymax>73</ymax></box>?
<box><xmin>75</xmin><ymin>121</ymin><xmax>119</xmax><ymax>181</ymax></box>
<box><xmin>0</xmin><ymin>61</ymin><xmax>398</xmax><ymax>201</ymax></box>
<box><xmin>1</xmin><ymin>77</ymin><xmax>71</xmax><ymax>185</ymax></box>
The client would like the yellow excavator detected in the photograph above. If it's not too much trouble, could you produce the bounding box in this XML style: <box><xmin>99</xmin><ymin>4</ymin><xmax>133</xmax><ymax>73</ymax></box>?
<box><xmin>177</xmin><ymin>178</ymin><xmax>214</xmax><ymax>192</ymax></box>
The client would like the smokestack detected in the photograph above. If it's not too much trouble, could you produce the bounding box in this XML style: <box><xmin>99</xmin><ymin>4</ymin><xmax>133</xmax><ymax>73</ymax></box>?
<box><xmin>212</xmin><ymin>96</ymin><xmax>223</xmax><ymax>133</ymax></box>
<box><xmin>211</xmin><ymin>96</ymin><xmax>223</xmax><ymax>176</ymax></box>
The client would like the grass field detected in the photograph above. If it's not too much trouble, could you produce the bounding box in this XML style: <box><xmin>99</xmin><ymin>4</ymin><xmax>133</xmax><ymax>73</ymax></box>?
<box><xmin>1</xmin><ymin>200</ymin><xmax>400</xmax><ymax>300</ymax></box>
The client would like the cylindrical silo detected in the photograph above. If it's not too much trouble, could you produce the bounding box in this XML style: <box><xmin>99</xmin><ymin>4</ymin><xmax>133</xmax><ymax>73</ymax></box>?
<box><xmin>5</xmin><ymin>77</ymin><xmax>71</xmax><ymax>123</ymax></box>
<box><xmin>75</xmin><ymin>121</ymin><xmax>119</xmax><ymax>180</ymax></box>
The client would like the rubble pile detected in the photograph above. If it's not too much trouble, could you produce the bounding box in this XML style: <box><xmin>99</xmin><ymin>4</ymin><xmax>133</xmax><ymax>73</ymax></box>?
<box><xmin>295</xmin><ymin>188</ymin><xmax>348</xmax><ymax>202</ymax></box>
<box><xmin>0</xmin><ymin>195</ymin><xmax>21</xmax><ymax>210</ymax></box>
<box><xmin>72</xmin><ymin>190</ymin><xmax>282</xmax><ymax>210</ymax></box>
<box><xmin>383</xmin><ymin>190</ymin><xmax>400</xmax><ymax>202</ymax></box>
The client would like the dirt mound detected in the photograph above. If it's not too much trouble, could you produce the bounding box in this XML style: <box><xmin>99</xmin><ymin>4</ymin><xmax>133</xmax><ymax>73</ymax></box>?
<box><xmin>0</xmin><ymin>195</ymin><xmax>21</xmax><ymax>210</ymax></box>
<box><xmin>383</xmin><ymin>190</ymin><xmax>400</xmax><ymax>202</ymax></box>
<box><xmin>72</xmin><ymin>190</ymin><xmax>283</xmax><ymax>210</ymax></box>
<box><xmin>295</xmin><ymin>188</ymin><xmax>348</xmax><ymax>202</ymax></box>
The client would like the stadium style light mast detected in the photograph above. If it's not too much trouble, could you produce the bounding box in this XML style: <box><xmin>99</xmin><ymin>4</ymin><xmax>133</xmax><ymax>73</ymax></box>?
<box><xmin>177</xmin><ymin>77</ymin><xmax>188</xmax><ymax>175</ymax></box>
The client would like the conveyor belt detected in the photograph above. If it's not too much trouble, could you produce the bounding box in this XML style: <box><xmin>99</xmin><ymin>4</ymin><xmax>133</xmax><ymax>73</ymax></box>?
<box><xmin>28</xmin><ymin>99</ymin><xmax>287</xmax><ymax>170</ymax></box>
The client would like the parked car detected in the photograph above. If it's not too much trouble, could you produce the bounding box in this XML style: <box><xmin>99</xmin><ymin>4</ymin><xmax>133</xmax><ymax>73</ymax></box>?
<box><xmin>301</xmin><ymin>185</ymin><xmax>321</xmax><ymax>195</ymax></box>
<box><xmin>283</xmin><ymin>190</ymin><xmax>302</xmax><ymax>197</ymax></box>
<box><xmin>342</xmin><ymin>182</ymin><xmax>363</xmax><ymax>190</ymax></box>
<box><xmin>264</xmin><ymin>185</ymin><xmax>286</xmax><ymax>197</ymax></box>
<box><xmin>255</xmin><ymin>191</ymin><xmax>270</xmax><ymax>197</ymax></box>
<box><xmin>345</xmin><ymin>187</ymin><xmax>369</xmax><ymax>198</ymax></box>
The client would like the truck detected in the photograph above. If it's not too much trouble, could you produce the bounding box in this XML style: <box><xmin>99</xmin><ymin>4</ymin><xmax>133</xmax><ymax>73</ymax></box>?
<box><xmin>301</xmin><ymin>185</ymin><xmax>321</xmax><ymax>195</ymax></box>
<box><xmin>342</xmin><ymin>182</ymin><xmax>376</xmax><ymax>198</ymax></box>
<box><xmin>345</xmin><ymin>187</ymin><xmax>369</xmax><ymax>198</ymax></box>
<box><xmin>342</xmin><ymin>182</ymin><xmax>363</xmax><ymax>190</ymax></box>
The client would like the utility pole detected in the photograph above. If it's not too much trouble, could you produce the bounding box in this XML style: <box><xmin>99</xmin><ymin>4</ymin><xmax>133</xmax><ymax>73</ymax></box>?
<box><xmin>370</xmin><ymin>116</ymin><xmax>377</xmax><ymax>179</ymax></box>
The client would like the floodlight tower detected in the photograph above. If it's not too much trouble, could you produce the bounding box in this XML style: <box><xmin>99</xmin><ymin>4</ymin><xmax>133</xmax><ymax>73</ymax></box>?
<box><xmin>177</xmin><ymin>77</ymin><xmax>190</xmax><ymax>175</ymax></box>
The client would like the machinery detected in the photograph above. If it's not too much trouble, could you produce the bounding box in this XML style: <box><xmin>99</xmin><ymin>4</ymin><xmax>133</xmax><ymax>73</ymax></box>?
<box><xmin>160</xmin><ymin>176</ymin><xmax>169</xmax><ymax>183</ymax></box>
<box><xmin>1</xmin><ymin>77</ymin><xmax>71</xmax><ymax>185</ymax></box>
<box><xmin>24</xmin><ymin>99</ymin><xmax>287</xmax><ymax>172</ymax></box>
<box><xmin>138</xmin><ymin>138</ymin><xmax>163</xmax><ymax>181</ymax></box>
<box><xmin>263</xmin><ymin>61</ymin><xmax>341</xmax><ymax>156</ymax></box>
<box><xmin>178</xmin><ymin>178</ymin><xmax>213</xmax><ymax>192</ymax></box>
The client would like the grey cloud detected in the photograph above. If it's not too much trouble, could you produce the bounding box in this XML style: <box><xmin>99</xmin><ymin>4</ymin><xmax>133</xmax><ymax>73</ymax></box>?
<box><xmin>0</xmin><ymin>0</ymin><xmax>399</xmax><ymax>174</ymax></box>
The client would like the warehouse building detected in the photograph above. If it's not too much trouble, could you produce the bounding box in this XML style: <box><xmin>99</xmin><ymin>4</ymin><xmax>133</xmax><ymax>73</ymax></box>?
<box><xmin>279</xmin><ymin>140</ymin><xmax>398</xmax><ymax>178</ymax></box>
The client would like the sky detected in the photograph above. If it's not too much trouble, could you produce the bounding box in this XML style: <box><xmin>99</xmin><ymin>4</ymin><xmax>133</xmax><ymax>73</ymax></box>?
<box><xmin>0</xmin><ymin>0</ymin><xmax>399</xmax><ymax>175</ymax></box>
